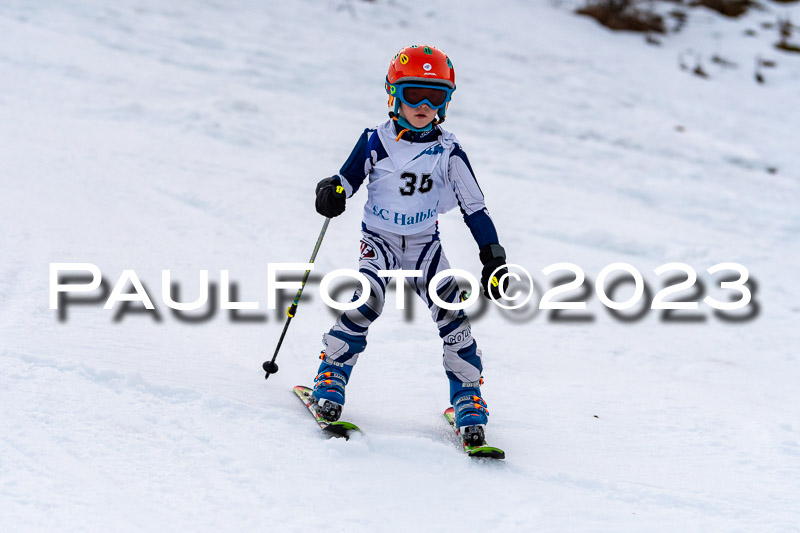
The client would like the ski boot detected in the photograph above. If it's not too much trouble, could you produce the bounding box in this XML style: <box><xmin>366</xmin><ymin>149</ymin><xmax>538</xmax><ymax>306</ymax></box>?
<box><xmin>451</xmin><ymin>382</ymin><xmax>489</xmax><ymax>447</ymax></box>
<box><xmin>312</xmin><ymin>353</ymin><xmax>353</xmax><ymax>422</ymax></box>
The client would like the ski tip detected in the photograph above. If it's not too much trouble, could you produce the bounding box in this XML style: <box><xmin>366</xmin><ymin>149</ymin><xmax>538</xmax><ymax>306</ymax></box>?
<box><xmin>468</xmin><ymin>447</ymin><xmax>506</xmax><ymax>460</ymax></box>
<box><xmin>330</xmin><ymin>421</ymin><xmax>360</xmax><ymax>431</ymax></box>
<box><xmin>323</xmin><ymin>421</ymin><xmax>361</xmax><ymax>439</ymax></box>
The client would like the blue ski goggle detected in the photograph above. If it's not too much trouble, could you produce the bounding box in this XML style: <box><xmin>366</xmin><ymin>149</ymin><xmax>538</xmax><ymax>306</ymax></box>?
<box><xmin>385</xmin><ymin>81</ymin><xmax>455</xmax><ymax>110</ymax></box>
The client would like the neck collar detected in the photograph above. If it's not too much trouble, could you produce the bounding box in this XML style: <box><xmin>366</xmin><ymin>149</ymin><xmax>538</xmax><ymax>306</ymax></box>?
<box><xmin>392</xmin><ymin>118</ymin><xmax>440</xmax><ymax>143</ymax></box>
<box><xmin>396</xmin><ymin>114</ymin><xmax>433</xmax><ymax>133</ymax></box>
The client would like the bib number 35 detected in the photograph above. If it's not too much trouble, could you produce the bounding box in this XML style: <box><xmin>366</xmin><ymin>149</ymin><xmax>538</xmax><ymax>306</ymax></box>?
<box><xmin>399</xmin><ymin>172</ymin><xmax>433</xmax><ymax>196</ymax></box>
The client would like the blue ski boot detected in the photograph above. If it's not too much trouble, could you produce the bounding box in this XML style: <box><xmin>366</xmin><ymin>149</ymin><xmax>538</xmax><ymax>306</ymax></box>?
<box><xmin>451</xmin><ymin>380</ymin><xmax>489</xmax><ymax>447</ymax></box>
<box><xmin>312</xmin><ymin>353</ymin><xmax>353</xmax><ymax>422</ymax></box>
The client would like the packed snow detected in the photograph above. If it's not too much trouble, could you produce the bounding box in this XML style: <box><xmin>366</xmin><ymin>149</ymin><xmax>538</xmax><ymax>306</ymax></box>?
<box><xmin>2</xmin><ymin>0</ymin><xmax>799</xmax><ymax>531</ymax></box>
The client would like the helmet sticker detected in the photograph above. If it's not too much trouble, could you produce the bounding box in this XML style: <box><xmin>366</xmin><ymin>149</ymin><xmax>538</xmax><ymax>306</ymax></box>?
<box><xmin>423</xmin><ymin>46</ymin><xmax>433</xmax><ymax>54</ymax></box>
<box><xmin>446</xmin><ymin>57</ymin><xmax>452</xmax><ymax>68</ymax></box>
<box><xmin>399</xmin><ymin>54</ymin><xmax>409</xmax><ymax>65</ymax></box>
<box><xmin>423</xmin><ymin>63</ymin><xmax>432</xmax><ymax>71</ymax></box>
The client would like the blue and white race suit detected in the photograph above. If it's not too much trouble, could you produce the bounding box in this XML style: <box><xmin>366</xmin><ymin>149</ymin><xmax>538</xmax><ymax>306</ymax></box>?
<box><xmin>321</xmin><ymin>119</ymin><xmax>500</xmax><ymax>389</ymax></box>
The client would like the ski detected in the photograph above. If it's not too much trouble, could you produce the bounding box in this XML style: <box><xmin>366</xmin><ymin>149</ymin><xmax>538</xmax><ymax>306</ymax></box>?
<box><xmin>443</xmin><ymin>407</ymin><xmax>505</xmax><ymax>459</ymax></box>
<box><xmin>293</xmin><ymin>385</ymin><xmax>360</xmax><ymax>439</ymax></box>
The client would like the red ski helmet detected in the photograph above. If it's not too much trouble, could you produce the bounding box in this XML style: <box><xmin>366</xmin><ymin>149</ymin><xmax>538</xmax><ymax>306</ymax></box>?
<box><xmin>385</xmin><ymin>45</ymin><xmax>456</xmax><ymax>122</ymax></box>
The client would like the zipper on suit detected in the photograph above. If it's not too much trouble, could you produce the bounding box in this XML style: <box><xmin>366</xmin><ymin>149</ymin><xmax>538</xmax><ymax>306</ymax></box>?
<box><xmin>401</xmin><ymin>235</ymin><xmax>406</xmax><ymax>252</ymax></box>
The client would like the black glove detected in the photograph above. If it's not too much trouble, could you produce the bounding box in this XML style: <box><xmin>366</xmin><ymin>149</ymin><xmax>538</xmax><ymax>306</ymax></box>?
<box><xmin>479</xmin><ymin>243</ymin><xmax>509</xmax><ymax>300</ymax></box>
<box><xmin>315</xmin><ymin>176</ymin><xmax>346</xmax><ymax>218</ymax></box>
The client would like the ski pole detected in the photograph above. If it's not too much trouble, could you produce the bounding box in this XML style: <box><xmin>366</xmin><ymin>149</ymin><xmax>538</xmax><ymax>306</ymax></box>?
<box><xmin>262</xmin><ymin>217</ymin><xmax>331</xmax><ymax>380</ymax></box>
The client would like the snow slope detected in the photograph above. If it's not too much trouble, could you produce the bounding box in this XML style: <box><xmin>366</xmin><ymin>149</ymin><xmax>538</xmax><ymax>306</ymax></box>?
<box><xmin>2</xmin><ymin>0</ymin><xmax>799</xmax><ymax>531</ymax></box>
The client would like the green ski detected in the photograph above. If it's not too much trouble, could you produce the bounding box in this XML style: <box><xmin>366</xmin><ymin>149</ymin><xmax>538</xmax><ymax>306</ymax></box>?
<box><xmin>444</xmin><ymin>407</ymin><xmax>505</xmax><ymax>459</ymax></box>
<box><xmin>293</xmin><ymin>385</ymin><xmax>360</xmax><ymax>439</ymax></box>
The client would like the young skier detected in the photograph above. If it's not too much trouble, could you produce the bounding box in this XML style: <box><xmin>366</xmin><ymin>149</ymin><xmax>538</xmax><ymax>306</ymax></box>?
<box><xmin>311</xmin><ymin>44</ymin><xmax>508</xmax><ymax>446</ymax></box>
